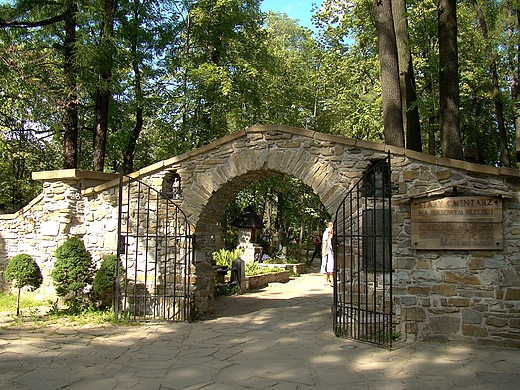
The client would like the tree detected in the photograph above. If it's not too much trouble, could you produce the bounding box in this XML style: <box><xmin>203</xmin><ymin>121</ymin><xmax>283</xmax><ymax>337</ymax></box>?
<box><xmin>165</xmin><ymin>0</ymin><xmax>268</xmax><ymax>147</ymax></box>
<box><xmin>51</xmin><ymin>237</ymin><xmax>95</xmax><ymax>311</ymax></box>
<box><xmin>438</xmin><ymin>0</ymin><xmax>463</xmax><ymax>159</ymax></box>
<box><xmin>314</xmin><ymin>0</ymin><xmax>384</xmax><ymax>141</ymax></box>
<box><xmin>222</xmin><ymin>175</ymin><xmax>330</xmax><ymax>258</ymax></box>
<box><xmin>92</xmin><ymin>0</ymin><xmax>118</xmax><ymax>172</ymax></box>
<box><xmin>472</xmin><ymin>0</ymin><xmax>509</xmax><ymax>167</ymax></box>
<box><xmin>114</xmin><ymin>0</ymin><xmax>181</xmax><ymax>173</ymax></box>
<box><xmin>5</xmin><ymin>253</ymin><xmax>43</xmax><ymax>316</ymax></box>
<box><xmin>259</xmin><ymin>12</ymin><xmax>321</xmax><ymax>129</ymax></box>
<box><xmin>508</xmin><ymin>2</ymin><xmax>520</xmax><ymax>162</ymax></box>
<box><xmin>392</xmin><ymin>0</ymin><xmax>422</xmax><ymax>151</ymax></box>
<box><xmin>62</xmin><ymin>0</ymin><xmax>79</xmax><ymax>169</ymax></box>
<box><xmin>120</xmin><ymin>0</ymin><xmax>144</xmax><ymax>174</ymax></box>
<box><xmin>373</xmin><ymin>0</ymin><xmax>405</xmax><ymax>147</ymax></box>
<box><xmin>0</xmin><ymin>0</ymin><xmax>81</xmax><ymax>169</ymax></box>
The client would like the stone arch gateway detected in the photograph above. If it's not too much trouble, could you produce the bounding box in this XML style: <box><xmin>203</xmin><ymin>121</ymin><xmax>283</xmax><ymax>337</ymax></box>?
<box><xmin>1</xmin><ymin>125</ymin><xmax>520</xmax><ymax>347</ymax></box>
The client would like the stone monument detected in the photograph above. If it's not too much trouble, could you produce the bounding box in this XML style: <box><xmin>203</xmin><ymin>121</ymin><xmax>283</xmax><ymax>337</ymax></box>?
<box><xmin>231</xmin><ymin>206</ymin><xmax>264</xmax><ymax>264</ymax></box>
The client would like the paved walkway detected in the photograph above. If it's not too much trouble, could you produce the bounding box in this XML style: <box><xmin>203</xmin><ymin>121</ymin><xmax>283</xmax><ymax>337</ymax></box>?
<box><xmin>1</xmin><ymin>266</ymin><xmax>519</xmax><ymax>390</ymax></box>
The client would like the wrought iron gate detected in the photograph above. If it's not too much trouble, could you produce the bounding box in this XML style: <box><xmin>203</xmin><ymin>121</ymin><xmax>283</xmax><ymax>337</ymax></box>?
<box><xmin>115</xmin><ymin>175</ymin><xmax>194</xmax><ymax>322</ymax></box>
<box><xmin>333</xmin><ymin>153</ymin><xmax>393</xmax><ymax>348</ymax></box>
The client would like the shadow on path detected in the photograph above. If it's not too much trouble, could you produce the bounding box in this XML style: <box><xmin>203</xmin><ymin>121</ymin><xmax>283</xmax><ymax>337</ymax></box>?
<box><xmin>211</xmin><ymin>264</ymin><xmax>333</xmax><ymax>320</ymax></box>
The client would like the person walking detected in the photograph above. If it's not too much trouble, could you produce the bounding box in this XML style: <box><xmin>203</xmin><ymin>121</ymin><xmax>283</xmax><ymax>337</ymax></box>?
<box><xmin>320</xmin><ymin>221</ymin><xmax>334</xmax><ymax>286</ymax></box>
<box><xmin>310</xmin><ymin>231</ymin><xmax>322</xmax><ymax>263</ymax></box>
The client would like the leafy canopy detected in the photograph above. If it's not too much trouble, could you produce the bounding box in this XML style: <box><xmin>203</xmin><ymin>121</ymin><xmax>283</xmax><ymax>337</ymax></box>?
<box><xmin>5</xmin><ymin>253</ymin><xmax>43</xmax><ymax>290</ymax></box>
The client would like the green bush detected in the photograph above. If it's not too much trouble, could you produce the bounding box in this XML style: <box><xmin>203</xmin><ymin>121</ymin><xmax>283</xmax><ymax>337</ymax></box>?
<box><xmin>51</xmin><ymin>237</ymin><xmax>95</xmax><ymax>312</ymax></box>
<box><xmin>93</xmin><ymin>254</ymin><xmax>123</xmax><ymax>309</ymax></box>
<box><xmin>4</xmin><ymin>253</ymin><xmax>43</xmax><ymax>316</ymax></box>
<box><xmin>245</xmin><ymin>262</ymin><xmax>284</xmax><ymax>276</ymax></box>
<box><xmin>269</xmin><ymin>253</ymin><xmax>298</xmax><ymax>264</ymax></box>
<box><xmin>214</xmin><ymin>283</ymin><xmax>241</xmax><ymax>297</ymax></box>
<box><xmin>212</xmin><ymin>248</ymin><xmax>242</xmax><ymax>268</ymax></box>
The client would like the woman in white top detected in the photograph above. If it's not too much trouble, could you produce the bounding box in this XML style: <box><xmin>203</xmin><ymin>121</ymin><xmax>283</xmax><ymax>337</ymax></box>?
<box><xmin>320</xmin><ymin>221</ymin><xmax>334</xmax><ymax>286</ymax></box>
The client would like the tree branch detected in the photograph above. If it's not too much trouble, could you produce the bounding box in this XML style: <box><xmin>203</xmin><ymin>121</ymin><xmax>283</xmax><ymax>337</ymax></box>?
<box><xmin>0</xmin><ymin>14</ymin><xmax>64</xmax><ymax>28</ymax></box>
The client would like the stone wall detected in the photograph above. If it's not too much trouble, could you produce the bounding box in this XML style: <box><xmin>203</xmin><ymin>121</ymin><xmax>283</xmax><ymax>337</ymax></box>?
<box><xmin>0</xmin><ymin>125</ymin><xmax>519</xmax><ymax>347</ymax></box>
<box><xmin>246</xmin><ymin>271</ymin><xmax>291</xmax><ymax>290</ymax></box>
<box><xmin>391</xmin><ymin>156</ymin><xmax>520</xmax><ymax>347</ymax></box>
<box><xmin>0</xmin><ymin>171</ymin><xmax>120</xmax><ymax>298</ymax></box>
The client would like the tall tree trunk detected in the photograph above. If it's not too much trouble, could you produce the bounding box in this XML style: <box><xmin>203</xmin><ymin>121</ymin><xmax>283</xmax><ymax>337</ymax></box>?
<box><xmin>373</xmin><ymin>0</ymin><xmax>405</xmax><ymax>148</ymax></box>
<box><xmin>93</xmin><ymin>0</ymin><xmax>117</xmax><ymax>171</ymax></box>
<box><xmin>473</xmin><ymin>0</ymin><xmax>510</xmax><ymax>166</ymax></box>
<box><xmin>438</xmin><ymin>0</ymin><xmax>463</xmax><ymax>160</ymax></box>
<box><xmin>392</xmin><ymin>0</ymin><xmax>422</xmax><ymax>151</ymax></box>
<box><xmin>93</xmin><ymin>91</ymin><xmax>110</xmax><ymax>171</ymax></box>
<box><xmin>516</xmin><ymin>8</ymin><xmax>520</xmax><ymax>163</ymax></box>
<box><xmin>122</xmin><ymin>0</ymin><xmax>143</xmax><ymax>174</ymax></box>
<box><xmin>424</xmin><ymin>38</ymin><xmax>438</xmax><ymax>156</ymax></box>
<box><xmin>181</xmin><ymin>12</ymin><xmax>192</xmax><ymax>148</ymax></box>
<box><xmin>509</xmin><ymin>6</ymin><xmax>520</xmax><ymax>163</ymax></box>
<box><xmin>63</xmin><ymin>0</ymin><xmax>78</xmax><ymax>169</ymax></box>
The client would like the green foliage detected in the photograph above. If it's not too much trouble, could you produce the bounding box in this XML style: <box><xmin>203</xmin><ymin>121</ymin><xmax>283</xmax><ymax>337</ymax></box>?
<box><xmin>47</xmin><ymin>307</ymin><xmax>120</xmax><ymax>326</ymax></box>
<box><xmin>1</xmin><ymin>0</ymin><xmax>518</xmax><ymax>196</ymax></box>
<box><xmin>92</xmin><ymin>255</ymin><xmax>123</xmax><ymax>309</ymax></box>
<box><xmin>5</xmin><ymin>253</ymin><xmax>43</xmax><ymax>290</ymax></box>
<box><xmin>214</xmin><ymin>283</ymin><xmax>241</xmax><ymax>297</ymax></box>
<box><xmin>51</xmin><ymin>237</ymin><xmax>95</xmax><ymax>312</ymax></box>
<box><xmin>4</xmin><ymin>253</ymin><xmax>43</xmax><ymax>316</ymax></box>
<box><xmin>263</xmin><ymin>254</ymin><xmax>298</xmax><ymax>264</ymax></box>
<box><xmin>0</xmin><ymin>133</ymin><xmax>51</xmax><ymax>211</ymax></box>
<box><xmin>245</xmin><ymin>261</ymin><xmax>259</xmax><ymax>276</ymax></box>
<box><xmin>221</xmin><ymin>174</ymin><xmax>330</xmax><ymax>256</ymax></box>
<box><xmin>212</xmin><ymin>248</ymin><xmax>243</xmax><ymax>268</ymax></box>
<box><xmin>245</xmin><ymin>262</ymin><xmax>284</xmax><ymax>276</ymax></box>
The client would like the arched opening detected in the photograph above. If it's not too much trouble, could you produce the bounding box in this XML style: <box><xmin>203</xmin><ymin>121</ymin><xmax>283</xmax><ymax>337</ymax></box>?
<box><xmin>219</xmin><ymin>174</ymin><xmax>330</xmax><ymax>262</ymax></box>
<box><xmin>196</xmin><ymin>172</ymin><xmax>331</xmax><ymax>262</ymax></box>
<box><xmin>193</xmin><ymin>171</ymin><xmax>332</xmax><ymax>316</ymax></box>
<box><xmin>162</xmin><ymin>170</ymin><xmax>182</xmax><ymax>199</ymax></box>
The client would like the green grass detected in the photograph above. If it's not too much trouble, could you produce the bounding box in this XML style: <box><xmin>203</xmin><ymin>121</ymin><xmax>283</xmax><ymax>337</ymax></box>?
<box><xmin>47</xmin><ymin>307</ymin><xmax>122</xmax><ymax>326</ymax></box>
<box><xmin>0</xmin><ymin>293</ymin><xmax>42</xmax><ymax>312</ymax></box>
<box><xmin>0</xmin><ymin>293</ymin><xmax>138</xmax><ymax>328</ymax></box>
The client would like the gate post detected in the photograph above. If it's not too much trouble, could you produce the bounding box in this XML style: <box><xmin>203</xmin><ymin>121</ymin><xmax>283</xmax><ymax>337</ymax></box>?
<box><xmin>232</xmin><ymin>258</ymin><xmax>246</xmax><ymax>292</ymax></box>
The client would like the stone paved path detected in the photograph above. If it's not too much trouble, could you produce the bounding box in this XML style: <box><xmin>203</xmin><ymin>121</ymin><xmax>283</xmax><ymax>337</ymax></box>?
<box><xmin>1</xmin><ymin>265</ymin><xmax>519</xmax><ymax>389</ymax></box>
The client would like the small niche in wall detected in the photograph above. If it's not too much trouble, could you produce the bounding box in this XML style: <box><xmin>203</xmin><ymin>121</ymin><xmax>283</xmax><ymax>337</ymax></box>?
<box><xmin>361</xmin><ymin>159</ymin><xmax>391</xmax><ymax>198</ymax></box>
<box><xmin>162</xmin><ymin>171</ymin><xmax>182</xmax><ymax>199</ymax></box>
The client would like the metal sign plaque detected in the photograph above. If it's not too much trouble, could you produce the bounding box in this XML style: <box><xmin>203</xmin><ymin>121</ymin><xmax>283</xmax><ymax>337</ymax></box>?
<box><xmin>411</xmin><ymin>196</ymin><xmax>503</xmax><ymax>250</ymax></box>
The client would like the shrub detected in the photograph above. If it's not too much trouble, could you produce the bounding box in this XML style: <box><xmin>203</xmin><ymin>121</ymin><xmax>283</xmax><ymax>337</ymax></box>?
<box><xmin>212</xmin><ymin>248</ymin><xmax>242</xmax><ymax>268</ymax></box>
<box><xmin>214</xmin><ymin>284</ymin><xmax>241</xmax><ymax>297</ymax></box>
<box><xmin>245</xmin><ymin>262</ymin><xmax>284</xmax><ymax>276</ymax></box>
<box><xmin>93</xmin><ymin>255</ymin><xmax>123</xmax><ymax>309</ymax></box>
<box><xmin>245</xmin><ymin>261</ymin><xmax>260</xmax><ymax>276</ymax></box>
<box><xmin>51</xmin><ymin>237</ymin><xmax>95</xmax><ymax>312</ymax></box>
<box><xmin>4</xmin><ymin>253</ymin><xmax>43</xmax><ymax>316</ymax></box>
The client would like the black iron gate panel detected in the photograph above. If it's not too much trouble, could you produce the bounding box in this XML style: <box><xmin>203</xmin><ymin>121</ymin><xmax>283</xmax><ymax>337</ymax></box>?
<box><xmin>115</xmin><ymin>175</ymin><xmax>194</xmax><ymax>322</ymax></box>
<box><xmin>333</xmin><ymin>153</ymin><xmax>393</xmax><ymax>348</ymax></box>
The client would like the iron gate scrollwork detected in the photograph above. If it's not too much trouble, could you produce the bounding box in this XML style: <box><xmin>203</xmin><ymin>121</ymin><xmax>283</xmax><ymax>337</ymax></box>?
<box><xmin>115</xmin><ymin>174</ymin><xmax>195</xmax><ymax>322</ymax></box>
<box><xmin>333</xmin><ymin>153</ymin><xmax>393</xmax><ymax>348</ymax></box>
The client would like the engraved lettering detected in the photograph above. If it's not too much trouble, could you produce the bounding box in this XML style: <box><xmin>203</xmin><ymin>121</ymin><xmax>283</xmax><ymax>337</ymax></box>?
<box><xmin>411</xmin><ymin>196</ymin><xmax>503</xmax><ymax>250</ymax></box>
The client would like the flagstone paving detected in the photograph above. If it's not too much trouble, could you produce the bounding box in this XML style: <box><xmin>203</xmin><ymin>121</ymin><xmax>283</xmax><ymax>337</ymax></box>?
<box><xmin>1</xmin><ymin>265</ymin><xmax>519</xmax><ymax>389</ymax></box>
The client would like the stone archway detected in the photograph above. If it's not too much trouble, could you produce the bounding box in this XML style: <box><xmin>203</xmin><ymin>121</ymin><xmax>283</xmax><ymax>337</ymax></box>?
<box><xmin>145</xmin><ymin>126</ymin><xmax>390</xmax><ymax>314</ymax></box>
<box><xmin>4</xmin><ymin>124</ymin><xmax>520</xmax><ymax>345</ymax></box>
